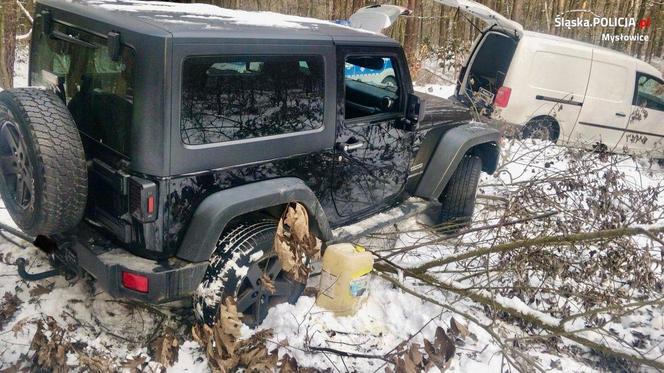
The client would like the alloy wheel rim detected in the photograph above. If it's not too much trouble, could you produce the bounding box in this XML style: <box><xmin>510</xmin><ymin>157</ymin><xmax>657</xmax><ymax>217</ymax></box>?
<box><xmin>0</xmin><ymin>120</ymin><xmax>34</xmax><ymax>210</ymax></box>
<box><xmin>235</xmin><ymin>254</ymin><xmax>303</xmax><ymax>326</ymax></box>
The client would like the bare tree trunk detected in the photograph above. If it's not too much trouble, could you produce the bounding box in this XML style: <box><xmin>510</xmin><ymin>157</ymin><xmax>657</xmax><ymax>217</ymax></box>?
<box><xmin>403</xmin><ymin>0</ymin><xmax>418</xmax><ymax>75</ymax></box>
<box><xmin>0</xmin><ymin>0</ymin><xmax>18</xmax><ymax>89</ymax></box>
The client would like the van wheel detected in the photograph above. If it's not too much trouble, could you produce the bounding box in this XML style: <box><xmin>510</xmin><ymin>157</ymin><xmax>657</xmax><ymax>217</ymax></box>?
<box><xmin>0</xmin><ymin>88</ymin><xmax>87</xmax><ymax>236</ymax></box>
<box><xmin>438</xmin><ymin>155</ymin><xmax>482</xmax><ymax>229</ymax></box>
<box><xmin>193</xmin><ymin>220</ymin><xmax>305</xmax><ymax>327</ymax></box>
<box><xmin>522</xmin><ymin>117</ymin><xmax>559</xmax><ymax>142</ymax></box>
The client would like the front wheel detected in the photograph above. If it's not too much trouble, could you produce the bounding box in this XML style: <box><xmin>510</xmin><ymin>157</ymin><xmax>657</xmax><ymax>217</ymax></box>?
<box><xmin>193</xmin><ymin>220</ymin><xmax>305</xmax><ymax>327</ymax></box>
<box><xmin>438</xmin><ymin>155</ymin><xmax>482</xmax><ymax>229</ymax></box>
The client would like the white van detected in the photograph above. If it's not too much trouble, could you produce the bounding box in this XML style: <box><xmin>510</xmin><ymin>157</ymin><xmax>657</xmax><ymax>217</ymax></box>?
<box><xmin>442</xmin><ymin>0</ymin><xmax>664</xmax><ymax>157</ymax></box>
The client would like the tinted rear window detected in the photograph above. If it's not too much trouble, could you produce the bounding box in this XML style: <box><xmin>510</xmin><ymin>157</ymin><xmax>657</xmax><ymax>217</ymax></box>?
<box><xmin>30</xmin><ymin>22</ymin><xmax>135</xmax><ymax>156</ymax></box>
<box><xmin>180</xmin><ymin>55</ymin><xmax>325</xmax><ymax>145</ymax></box>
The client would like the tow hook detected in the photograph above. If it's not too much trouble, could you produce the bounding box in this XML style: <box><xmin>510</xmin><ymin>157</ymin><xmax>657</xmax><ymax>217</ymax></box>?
<box><xmin>0</xmin><ymin>221</ymin><xmax>79</xmax><ymax>282</ymax></box>
<box><xmin>16</xmin><ymin>257</ymin><xmax>64</xmax><ymax>281</ymax></box>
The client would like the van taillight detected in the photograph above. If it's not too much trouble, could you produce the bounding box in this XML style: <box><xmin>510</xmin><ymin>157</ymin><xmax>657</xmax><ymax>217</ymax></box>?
<box><xmin>494</xmin><ymin>86</ymin><xmax>512</xmax><ymax>108</ymax></box>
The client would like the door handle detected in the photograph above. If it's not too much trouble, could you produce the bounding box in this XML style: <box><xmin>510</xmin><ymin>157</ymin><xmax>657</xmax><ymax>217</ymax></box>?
<box><xmin>336</xmin><ymin>141</ymin><xmax>365</xmax><ymax>152</ymax></box>
<box><xmin>615</xmin><ymin>112</ymin><xmax>626</xmax><ymax>117</ymax></box>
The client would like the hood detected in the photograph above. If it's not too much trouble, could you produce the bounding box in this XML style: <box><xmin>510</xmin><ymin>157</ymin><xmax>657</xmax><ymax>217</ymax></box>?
<box><xmin>416</xmin><ymin>92</ymin><xmax>472</xmax><ymax>129</ymax></box>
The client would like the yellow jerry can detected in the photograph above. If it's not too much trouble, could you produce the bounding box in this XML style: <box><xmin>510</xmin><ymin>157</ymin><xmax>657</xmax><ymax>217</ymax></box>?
<box><xmin>316</xmin><ymin>243</ymin><xmax>374</xmax><ymax>316</ymax></box>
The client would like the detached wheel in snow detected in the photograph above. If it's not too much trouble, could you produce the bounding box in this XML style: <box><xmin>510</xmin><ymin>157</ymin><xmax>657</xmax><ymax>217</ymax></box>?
<box><xmin>0</xmin><ymin>88</ymin><xmax>87</xmax><ymax>236</ymax></box>
<box><xmin>193</xmin><ymin>220</ymin><xmax>305</xmax><ymax>327</ymax></box>
<box><xmin>438</xmin><ymin>155</ymin><xmax>482</xmax><ymax>230</ymax></box>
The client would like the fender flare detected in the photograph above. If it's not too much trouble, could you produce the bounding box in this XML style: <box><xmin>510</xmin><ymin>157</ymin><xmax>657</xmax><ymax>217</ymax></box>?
<box><xmin>415</xmin><ymin>123</ymin><xmax>500</xmax><ymax>200</ymax></box>
<box><xmin>176</xmin><ymin>177</ymin><xmax>332</xmax><ymax>263</ymax></box>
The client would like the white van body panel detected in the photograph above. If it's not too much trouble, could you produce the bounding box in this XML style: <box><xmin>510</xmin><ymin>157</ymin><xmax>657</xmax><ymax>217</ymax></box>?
<box><xmin>573</xmin><ymin>49</ymin><xmax>634</xmax><ymax>150</ymax></box>
<box><xmin>497</xmin><ymin>33</ymin><xmax>592</xmax><ymax>142</ymax></box>
<box><xmin>461</xmin><ymin>29</ymin><xmax>663</xmax><ymax>156</ymax></box>
<box><xmin>626</xmin><ymin>61</ymin><xmax>664</xmax><ymax>158</ymax></box>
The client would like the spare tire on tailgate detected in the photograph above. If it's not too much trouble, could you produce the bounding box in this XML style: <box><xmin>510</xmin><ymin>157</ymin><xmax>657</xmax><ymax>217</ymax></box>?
<box><xmin>0</xmin><ymin>88</ymin><xmax>87</xmax><ymax>236</ymax></box>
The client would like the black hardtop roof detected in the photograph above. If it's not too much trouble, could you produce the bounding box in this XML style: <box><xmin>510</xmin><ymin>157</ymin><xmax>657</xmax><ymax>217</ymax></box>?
<box><xmin>39</xmin><ymin>0</ymin><xmax>399</xmax><ymax>46</ymax></box>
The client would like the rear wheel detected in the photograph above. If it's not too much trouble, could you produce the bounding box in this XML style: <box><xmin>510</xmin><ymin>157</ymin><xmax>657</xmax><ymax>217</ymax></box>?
<box><xmin>522</xmin><ymin>117</ymin><xmax>559</xmax><ymax>142</ymax></box>
<box><xmin>438</xmin><ymin>155</ymin><xmax>482</xmax><ymax>229</ymax></box>
<box><xmin>0</xmin><ymin>88</ymin><xmax>87</xmax><ymax>236</ymax></box>
<box><xmin>193</xmin><ymin>220</ymin><xmax>306</xmax><ymax>327</ymax></box>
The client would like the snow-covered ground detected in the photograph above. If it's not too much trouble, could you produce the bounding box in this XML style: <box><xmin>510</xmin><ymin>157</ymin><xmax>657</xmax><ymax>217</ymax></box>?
<box><xmin>415</xmin><ymin>83</ymin><xmax>456</xmax><ymax>99</ymax></box>
<box><xmin>1</xmin><ymin>50</ymin><xmax>664</xmax><ymax>371</ymax></box>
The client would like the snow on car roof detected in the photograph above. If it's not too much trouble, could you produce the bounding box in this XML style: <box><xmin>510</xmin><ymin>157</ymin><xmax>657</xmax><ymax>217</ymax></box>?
<box><xmin>88</xmin><ymin>0</ymin><xmax>328</xmax><ymax>29</ymax></box>
<box><xmin>43</xmin><ymin>0</ymin><xmax>397</xmax><ymax>44</ymax></box>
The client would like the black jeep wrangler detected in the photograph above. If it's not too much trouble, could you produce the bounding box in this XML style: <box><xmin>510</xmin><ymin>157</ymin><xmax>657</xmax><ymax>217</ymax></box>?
<box><xmin>0</xmin><ymin>0</ymin><xmax>499</xmax><ymax>325</ymax></box>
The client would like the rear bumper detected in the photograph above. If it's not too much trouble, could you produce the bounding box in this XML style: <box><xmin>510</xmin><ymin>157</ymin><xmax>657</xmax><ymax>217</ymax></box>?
<box><xmin>71</xmin><ymin>240</ymin><xmax>208</xmax><ymax>303</ymax></box>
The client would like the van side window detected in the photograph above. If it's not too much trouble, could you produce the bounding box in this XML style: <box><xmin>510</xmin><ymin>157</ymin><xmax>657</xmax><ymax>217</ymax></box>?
<box><xmin>180</xmin><ymin>55</ymin><xmax>325</xmax><ymax>145</ymax></box>
<box><xmin>344</xmin><ymin>56</ymin><xmax>400</xmax><ymax>120</ymax></box>
<box><xmin>30</xmin><ymin>21</ymin><xmax>135</xmax><ymax>156</ymax></box>
<box><xmin>634</xmin><ymin>73</ymin><xmax>664</xmax><ymax>111</ymax></box>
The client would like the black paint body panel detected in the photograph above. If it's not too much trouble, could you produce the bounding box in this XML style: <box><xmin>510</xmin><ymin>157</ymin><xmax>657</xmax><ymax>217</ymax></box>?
<box><xmin>31</xmin><ymin>0</ymin><xmax>499</xmax><ymax>272</ymax></box>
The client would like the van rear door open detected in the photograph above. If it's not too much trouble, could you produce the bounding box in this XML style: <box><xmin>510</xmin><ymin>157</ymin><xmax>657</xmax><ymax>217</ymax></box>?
<box><xmin>574</xmin><ymin>50</ymin><xmax>633</xmax><ymax>150</ymax></box>
<box><xmin>435</xmin><ymin>0</ymin><xmax>522</xmax><ymax>37</ymax></box>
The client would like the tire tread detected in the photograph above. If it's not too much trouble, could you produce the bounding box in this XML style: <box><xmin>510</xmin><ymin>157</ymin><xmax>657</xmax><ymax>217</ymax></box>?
<box><xmin>0</xmin><ymin>88</ymin><xmax>87</xmax><ymax>235</ymax></box>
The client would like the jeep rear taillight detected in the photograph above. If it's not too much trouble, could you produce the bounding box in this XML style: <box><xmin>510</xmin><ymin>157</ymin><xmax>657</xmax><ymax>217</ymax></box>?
<box><xmin>494</xmin><ymin>86</ymin><xmax>512</xmax><ymax>108</ymax></box>
<box><xmin>129</xmin><ymin>177</ymin><xmax>157</xmax><ymax>223</ymax></box>
<box><xmin>122</xmin><ymin>271</ymin><xmax>149</xmax><ymax>293</ymax></box>
<box><xmin>147</xmin><ymin>195</ymin><xmax>155</xmax><ymax>214</ymax></box>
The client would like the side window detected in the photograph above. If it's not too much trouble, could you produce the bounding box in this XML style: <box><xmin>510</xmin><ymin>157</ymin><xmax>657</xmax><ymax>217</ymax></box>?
<box><xmin>634</xmin><ymin>73</ymin><xmax>664</xmax><ymax>111</ymax></box>
<box><xmin>180</xmin><ymin>55</ymin><xmax>325</xmax><ymax>145</ymax></box>
<box><xmin>30</xmin><ymin>21</ymin><xmax>135</xmax><ymax>156</ymax></box>
<box><xmin>344</xmin><ymin>56</ymin><xmax>401</xmax><ymax>120</ymax></box>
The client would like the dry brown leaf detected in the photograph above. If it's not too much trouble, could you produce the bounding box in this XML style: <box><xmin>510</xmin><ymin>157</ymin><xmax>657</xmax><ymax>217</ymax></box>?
<box><xmin>423</xmin><ymin>327</ymin><xmax>455</xmax><ymax>372</ymax></box>
<box><xmin>273</xmin><ymin>202</ymin><xmax>322</xmax><ymax>283</ymax></box>
<box><xmin>0</xmin><ymin>363</ymin><xmax>21</xmax><ymax>373</ymax></box>
<box><xmin>219</xmin><ymin>297</ymin><xmax>242</xmax><ymax>353</ymax></box>
<box><xmin>120</xmin><ymin>355</ymin><xmax>147</xmax><ymax>371</ymax></box>
<box><xmin>285</xmin><ymin>203</ymin><xmax>309</xmax><ymax>242</ymax></box>
<box><xmin>450</xmin><ymin>317</ymin><xmax>469</xmax><ymax>339</ymax></box>
<box><xmin>10</xmin><ymin>317</ymin><xmax>30</xmax><ymax>337</ymax></box>
<box><xmin>408</xmin><ymin>343</ymin><xmax>423</xmax><ymax>366</ymax></box>
<box><xmin>260</xmin><ymin>273</ymin><xmax>276</xmax><ymax>295</ymax></box>
<box><xmin>78</xmin><ymin>353</ymin><xmax>115</xmax><ymax>373</ymax></box>
<box><xmin>275</xmin><ymin>219</ymin><xmax>298</xmax><ymax>272</ymax></box>
<box><xmin>236</xmin><ymin>329</ymin><xmax>276</xmax><ymax>371</ymax></box>
<box><xmin>395</xmin><ymin>353</ymin><xmax>418</xmax><ymax>373</ymax></box>
<box><xmin>279</xmin><ymin>354</ymin><xmax>322</xmax><ymax>373</ymax></box>
<box><xmin>29</xmin><ymin>318</ymin><xmax>70</xmax><ymax>373</ymax></box>
<box><xmin>0</xmin><ymin>292</ymin><xmax>21</xmax><ymax>328</ymax></box>
<box><xmin>280</xmin><ymin>354</ymin><xmax>299</xmax><ymax>373</ymax></box>
<box><xmin>29</xmin><ymin>284</ymin><xmax>52</xmax><ymax>298</ymax></box>
<box><xmin>193</xmin><ymin>297</ymin><xmax>278</xmax><ymax>372</ymax></box>
<box><xmin>150</xmin><ymin>328</ymin><xmax>179</xmax><ymax>367</ymax></box>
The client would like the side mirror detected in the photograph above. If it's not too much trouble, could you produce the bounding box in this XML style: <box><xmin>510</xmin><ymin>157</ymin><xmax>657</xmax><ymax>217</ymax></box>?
<box><xmin>406</xmin><ymin>93</ymin><xmax>425</xmax><ymax>124</ymax></box>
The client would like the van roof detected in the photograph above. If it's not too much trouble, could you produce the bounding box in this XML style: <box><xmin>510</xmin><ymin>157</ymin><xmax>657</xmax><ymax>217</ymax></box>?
<box><xmin>39</xmin><ymin>0</ymin><xmax>399</xmax><ymax>46</ymax></box>
<box><xmin>522</xmin><ymin>30</ymin><xmax>661</xmax><ymax>78</ymax></box>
